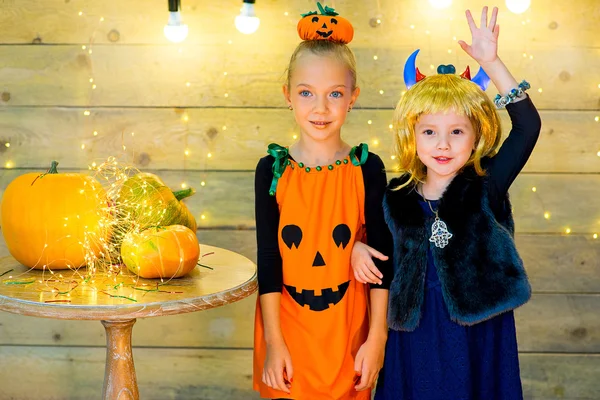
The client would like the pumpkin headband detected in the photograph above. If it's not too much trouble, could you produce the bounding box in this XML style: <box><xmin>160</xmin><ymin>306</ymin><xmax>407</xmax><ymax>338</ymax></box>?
<box><xmin>297</xmin><ymin>2</ymin><xmax>354</xmax><ymax>44</ymax></box>
<box><xmin>403</xmin><ymin>49</ymin><xmax>491</xmax><ymax>91</ymax></box>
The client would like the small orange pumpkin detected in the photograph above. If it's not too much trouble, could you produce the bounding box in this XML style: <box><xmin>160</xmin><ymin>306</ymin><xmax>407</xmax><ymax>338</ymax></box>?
<box><xmin>120</xmin><ymin>225</ymin><xmax>200</xmax><ymax>279</ymax></box>
<box><xmin>297</xmin><ymin>2</ymin><xmax>354</xmax><ymax>44</ymax></box>
<box><xmin>0</xmin><ymin>161</ymin><xmax>107</xmax><ymax>269</ymax></box>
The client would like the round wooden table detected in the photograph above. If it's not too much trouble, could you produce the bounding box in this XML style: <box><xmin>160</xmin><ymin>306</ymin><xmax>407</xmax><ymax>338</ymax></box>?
<box><xmin>0</xmin><ymin>244</ymin><xmax>257</xmax><ymax>400</ymax></box>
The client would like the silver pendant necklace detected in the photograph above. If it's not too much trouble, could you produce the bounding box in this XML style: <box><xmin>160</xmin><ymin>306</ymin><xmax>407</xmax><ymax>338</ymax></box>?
<box><xmin>419</xmin><ymin>185</ymin><xmax>452</xmax><ymax>249</ymax></box>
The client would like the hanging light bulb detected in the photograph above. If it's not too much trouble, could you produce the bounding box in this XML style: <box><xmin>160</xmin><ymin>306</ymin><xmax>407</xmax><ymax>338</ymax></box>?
<box><xmin>235</xmin><ymin>0</ymin><xmax>260</xmax><ymax>35</ymax></box>
<box><xmin>164</xmin><ymin>0</ymin><xmax>188</xmax><ymax>43</ymax></box>
<box><xmin>428</xmin><ymin>0</ymin><xmax>452</xmax><ymax>9</ymax></box>
<box><xmin>505</xmin><ymin>0</ymin><xmax>531</xmax><ymax>14</ymax></box>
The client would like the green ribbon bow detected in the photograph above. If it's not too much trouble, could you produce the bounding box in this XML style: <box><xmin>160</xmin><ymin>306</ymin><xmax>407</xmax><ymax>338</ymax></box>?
<box><xmin>267</xmin><ymin>143</ymin><xmax>290</xmax><ymax>196</ymax></box>
<box><xmin>349</xmin><ymin>143</ymin><xmax>369</xmax><ymax>166</ymax></box>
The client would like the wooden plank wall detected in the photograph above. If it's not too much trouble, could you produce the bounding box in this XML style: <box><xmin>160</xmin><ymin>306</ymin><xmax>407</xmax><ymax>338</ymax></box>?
<box><xmin>0</xmin><ymin>0</ymin><xmax>599</xmax><ymax>398</ymax></box>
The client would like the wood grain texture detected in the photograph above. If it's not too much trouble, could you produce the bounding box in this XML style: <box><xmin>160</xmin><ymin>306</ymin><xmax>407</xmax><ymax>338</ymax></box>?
<box><xmin>0</xmin><ymin>244</ymin><xmax>257</xmax><ymax>320</ymax></box>
<box><xmin>0</xmin><ymin>44</ymin><xmax>596</xmax><ymax>110</ymax></box>
<box><xmin>0</xmin><ymin>346</ymin><xmax>598</xmax><ymax>400</ymax></box>
<box><xmin>0</xmin><ymin>107</ymin><xmax>597</xmax><ymax>172</ymax></box>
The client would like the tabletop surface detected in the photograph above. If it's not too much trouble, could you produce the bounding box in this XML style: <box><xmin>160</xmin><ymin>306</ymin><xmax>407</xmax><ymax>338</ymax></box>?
<box><xmin>0</xmin><ymin>244</ymin><xmax>257</xmax><ymax>320</ymax></box>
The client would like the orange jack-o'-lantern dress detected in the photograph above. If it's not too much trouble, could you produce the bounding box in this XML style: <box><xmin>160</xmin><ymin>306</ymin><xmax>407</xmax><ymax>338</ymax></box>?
<box><xmin>253</xmin><ymin>144</ymin><xmax>373</xmax><ymax>400</ymax></box>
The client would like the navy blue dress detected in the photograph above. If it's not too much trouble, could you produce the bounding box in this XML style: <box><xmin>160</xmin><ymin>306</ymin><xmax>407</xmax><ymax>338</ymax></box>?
<box><xmin>374</xmin><ymin>201</ymin><xmax>523</xmax><ymax>400</ymax></box>
<box><xmin>374</xmin><ymin>97</ymin><xmax>541</xmax><ymax>400</ymax></box>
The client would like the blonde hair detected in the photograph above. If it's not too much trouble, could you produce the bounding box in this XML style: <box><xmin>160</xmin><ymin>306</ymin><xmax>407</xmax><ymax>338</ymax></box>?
<box><xmin>285</xmin><ymin>40</ymin><xmax>357</xmax><ymax>90</ymax></box>
<box><xmin>393</xmin><ymin>74</ymin><xmax>501</xmax><ymax>188</ymax></box>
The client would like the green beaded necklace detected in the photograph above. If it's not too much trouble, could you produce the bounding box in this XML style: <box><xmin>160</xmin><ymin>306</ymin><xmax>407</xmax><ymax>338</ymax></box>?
<box><xmin>267</xmin><ymin>143</ymin><xmax>368</xmax><ymax>196</ymax></box>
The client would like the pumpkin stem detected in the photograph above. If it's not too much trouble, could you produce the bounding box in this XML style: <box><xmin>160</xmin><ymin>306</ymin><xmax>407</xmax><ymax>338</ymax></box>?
<box><xmin>317</xmin><ymin>2</ymin><xmax>326</xmax><ymax>14</ymax></box>
<box><xmin>173</xmin><ymin>187</ymin><xmax>195</xmax><ymax>201</ymax></box>
<box><xmin>48</xmin><ymin>160</ymin><xmax>59</xmax><ymax>174</ymax></box>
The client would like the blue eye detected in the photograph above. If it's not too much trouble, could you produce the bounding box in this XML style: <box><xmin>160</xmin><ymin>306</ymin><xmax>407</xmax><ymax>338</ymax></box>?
<box><xmin>299</xmin><ymin>90</ymin><xmax>311</xmax><ymax>97</ymax></box>
<box><xmin>331</xmin><ymin>91</ymin><xmax>343</xmax><ymax>98</ymax></box>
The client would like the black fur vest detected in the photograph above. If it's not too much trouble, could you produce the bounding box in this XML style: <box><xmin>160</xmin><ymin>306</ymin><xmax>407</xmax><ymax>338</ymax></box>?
<box><xmin>383</xmin><ymin>166</ymin><xmax>531</xmax><ymax>331</ymax></box>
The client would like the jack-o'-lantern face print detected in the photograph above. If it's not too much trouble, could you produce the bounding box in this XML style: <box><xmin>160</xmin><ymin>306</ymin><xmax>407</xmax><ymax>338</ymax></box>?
<box><xmin>297</xmin><ymin>13</ymin><xmax>354</xmax><ymax>44</ymax></box>
<box><xmin>281</xmin><ymin>223</ymin><xmax>352</xmax><ymax>311</ymax></box>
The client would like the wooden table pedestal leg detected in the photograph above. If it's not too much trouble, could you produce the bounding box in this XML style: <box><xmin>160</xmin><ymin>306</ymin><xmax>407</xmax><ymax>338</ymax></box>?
<box><xmin>101</xmin><ymin>319</ymin><xmax>139</xmax><ymax>400</ymax></box>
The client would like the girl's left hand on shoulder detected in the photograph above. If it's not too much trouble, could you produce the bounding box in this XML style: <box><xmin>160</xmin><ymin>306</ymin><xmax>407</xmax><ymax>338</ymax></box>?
<box><xmin>353</xmin><ymin>335</ymin><xmax>386</xmax><ymax>391</ymax></box>
<box><xmin>458</xmin><ymin>6</ymin><xmax>499</xmax><ymax>65</ymax></box>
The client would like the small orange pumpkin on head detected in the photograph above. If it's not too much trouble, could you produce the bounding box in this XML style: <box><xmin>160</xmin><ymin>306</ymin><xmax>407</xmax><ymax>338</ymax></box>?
<box><xmin>297</xmin><ymin>2</ymin><xmax>354</xmax><ymax>44</ymax></box>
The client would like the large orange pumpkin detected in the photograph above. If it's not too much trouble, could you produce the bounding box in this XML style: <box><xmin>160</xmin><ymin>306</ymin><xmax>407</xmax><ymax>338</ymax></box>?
<box><xmin>120</xmin><ymin>225</ymin><xmax>200</xmax><ymax>279</ymax></box>
<box><xmin>297</xmin><ymin>2</ymin><xmax>354</xmax><ymax>44</ymax></box>
<box><xmin>0</xmin><ymin>161</ymin><xmax>107</xmax><ymax>269</ymax></box>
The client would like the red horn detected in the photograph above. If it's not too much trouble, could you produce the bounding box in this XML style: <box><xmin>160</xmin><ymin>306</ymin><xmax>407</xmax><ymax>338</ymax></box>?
<box><xmin>416</xmin><ymin>67</ymin><xmax>426</xmax><ymax>83</ymax></box>
<box><xmin>460</xmin><ymin>66</ymin><xmax>471</xmax><ymax>80</ymax></box>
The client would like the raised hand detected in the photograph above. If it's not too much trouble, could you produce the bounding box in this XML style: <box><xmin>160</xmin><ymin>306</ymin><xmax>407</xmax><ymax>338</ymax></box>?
<box><xmin>458</xmin><ymin>6</ymin><xmax>499</xmax><ymax>65</ymax></box>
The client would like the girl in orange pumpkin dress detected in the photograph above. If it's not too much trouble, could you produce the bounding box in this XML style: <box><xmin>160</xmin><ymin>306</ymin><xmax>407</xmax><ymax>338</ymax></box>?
<box><xmin>252</xmin><ymin>3</ymin><xmax>393</xmax><ymax>400</ymax></box>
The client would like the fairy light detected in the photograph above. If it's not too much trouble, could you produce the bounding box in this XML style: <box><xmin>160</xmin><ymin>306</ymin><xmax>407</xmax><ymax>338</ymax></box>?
<box><xmin>372</xmin><ymin>139</ymin><xmax>379</xmax><ymax>146</ymax></box>
<box><xmin>379</xmin><ymin>90</ymin><xmax>384</xmax><ymax>94</ymax></box>
<box><xmin>430</xmin><ymin>64</ymin><xmax>435</xmax><ymax>70</ymax></box>
<box><xmin>293</xmin><ymin>134</ymin><xmax>298</xmax><ymax>139</ymax></box>
<box><xmin>4</xmin><ymin>142</ymin><xmax>9</xmax><ymax>147</ymax></box>
<box><xmin>201</xmin><ymin>214</ymin><xmax>206</xmax><ymax>220</ymax></box>
<box><xmin>565</xmin><ymin>228</ymin><xmax>571</xmax><ymax>234</ymax></box>
<box><xmin>207</xmin><ymin>153</ymin><xmax>213</xmax><ymax>158</ymax></box>
<box><xmin>200</xmin><ymin>181</ymin><xmax>206</xmax><ymax>186</ymax></box>
<box><xmin>538</xmin><ymin>88</ymin><xmax>543</xmax><ymax>93</ymax></box>
<box><xmin>81</xmin><ymin>144</ymin><xmax>86</xmax><ymax>150</ymax></box>
<box><xmin>367</xmin><ymin>120</ymin><xmax>373</xmax><ymax>125</ymax></box>
<box><xmin>224</xmin><ymin>93</ymin><xmax>229</xmax><ymax>97</ymax></box>
<box><xmin>181</xmin><ymin>182</ymin><xmax>187</xmax><ymax>189</ymax></box>
<box><xmin>93</xmin><ymin>131</ymin><xmax>98</xmax><ymax>136</ymax></box>
<box><xmin>184</xmin><ymin>149</ymin><xmax>190</xmax><ymax>156</ymax></box>
<box><xmin>390</xmin><ymin>155</ymin><xmax>396</xmax><ymax>160</ymax></box>
<box><xmin>5</xmin><ymin>161</ymin><xmax>13</xmax><ymax>168</ymax></box>
<box><xmin>389</xmin><ymin>124</ymin><xmax>393</xmax><ymax>129</ymax></box>
<box><xmin>410</xmin><ymin>25</ymin><xmax>415</xmax><ymax>29</ymax></box>
<box><xmin>84</xmin><ymin>110</ymin><xmax>91</xmax><ymax>116</ymax></box>
<box><xmin>531</xmin><ymin>187</ymin><xmax>537</xmax><ymax>192</ymax></box>
<box><xmin>222</xmin><ymin>126</ymin><xmax>227</xmax><ymax>131</ymax></box>
<box><xmin>182</xmin><ymin>114</ymin><xmax>189</xmax><ymax>122</ymax></box>
<box><xmin>186</xmin><ymin>82</ymin><xmax>191</xmax><ymax>87</ymax></box>
<box><xmin>373</xmin><ymin>55</ymin><xmax>378</xmax><ymax>60</ymax></box>
<box><xmin>597</xmin><ymin>151</ymin><xmax>600</xmax><ymax>157</ymax></box>
<box><xmin>82</xmin><ymin>45</ymin><xmax>87</xmax><ymax>50</ymax></box>
<box><xmin>593</xmin><ymin>234</ymin><xmax>598</xmax><ymax>239</ymax></box>
<box><xmin>544</xmin><ymin>212</ymin><xmax>551</xmax><ymax>219</ymax></box>
<box><xmin>595</xmin><ymin>116</ymin><xmax>599</xmax><ymax>122</ymax></box>
<box><xmin>224</xmin><ymin>72</ymin><xmax>228</xmax><ymax>76</ymax></box>
<box><xmin>79</xmin><ymin>11</ymin><xmax>83</xmax><ymax>16</ymax></box>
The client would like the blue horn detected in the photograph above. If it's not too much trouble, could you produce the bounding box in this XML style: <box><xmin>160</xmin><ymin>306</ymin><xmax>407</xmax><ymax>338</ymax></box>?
<box><xmin>403</xmin><ymin>49</ymin><xmax>421</xmax><ymax>89</ymax></box>
<box><xmin>471</xmin><ymin>67</ymin><xmax>491</xmax><ymax>91</ymax></box>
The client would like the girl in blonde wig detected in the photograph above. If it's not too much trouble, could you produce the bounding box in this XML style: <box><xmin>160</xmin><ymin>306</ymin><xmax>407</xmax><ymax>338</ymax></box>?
<box><xmin>352</xmin><ymin>7</ymin><xmax>542</xmax><ymax>399</ymax></box>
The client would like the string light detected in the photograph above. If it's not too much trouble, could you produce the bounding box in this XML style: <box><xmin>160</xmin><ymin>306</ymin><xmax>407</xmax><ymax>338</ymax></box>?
<box><xmin>181</xmin><ymin>182</ymin><xmax>187</xmax><ymax>189</ymax></box>
<box><xmin>207</xmin><ymin>153</ymin><xmax>212</xmax><ymax>158</ymax></box>
<box><xmin>367</xmin><ymin>120</ymin><xmax>373</xmax><ymax>125</ymax></box>
<box><xmin>201</xmin><ymin>214</ymin><xmax>206</xmax><ymax>220</ymax></box>
<box><xmin>373</xmin><ymin>55</ymin><xmax>378</xmax><ymax>60</ymax></box>
<box><xmin>544</xmin><ymin>212</ymin><xmax>551</xmax><ymax>220</ymax></box>
<box><xmin>4</xmin><ymin>142</ymin><xmax>9</xmax><ymax>147</ymax></box>
<box><xmin>531</xmin><ymin>187</ymin><xmax>537</xmax><ymax>192</ymax></box>
<box><xmin>235</xmin><ymin>0</ymin><xmax>260</xmax><ymax>35</ymax></box>
<box><xmin>293</xmin><ymin>134</ymin><xmax>298</xmax><ymax>140</ymax></box>
<box><xmin>379</xmin><ymin>90</ymin><xmax>384</xmax><ymax>94</ymax></box>
<box><xmin>200</xmin><ymin>181</ymin><xmax>206</xmax><ymax>186</ymax></box>
<box><xmin>222</xmin><ymin>126</ymin><xmax>227</xmax><ymax>130</ymax></box>
<box><xmin>164</xmin><ymin>0</ymin><xmax>189</xmax><ymax>43</ymax></box>
<box><xmin>389</xmin><ymin>124</ymin><xmax>393</xmax><ymax>129</ymax></box>
<box><xmin>538</xmin><ymin>88</ymin><xmax>543</xmax><ymax>93</ymax></box>
<box><xmin>595</xmin><ymin>116</ymin><xmax>599</xmax><ymax>122</ymax></box>
<box><xmin>505</xmin><ymin>0</ymin><xmax>531</xmax><ymax>14</ymax></box>
<box><xmin>5</xmin><ymin>161</ymin><xmax>13</xmax><ymax>168</ymax></box>
<box><xmin>565</xmin><ymin>228</ymin><xmax>571</xmax><ymax>234</ymax></box>
<box><xmin>372</xmin><ymin>139</ymin><xmax>379</xmax><ymax>146</ymax></box>
<box><xmin>84</xmin><ymin>110</ymin><xmax>91</xmax><ymax>116</ymax></box>
<box><xmin>594</xmin><ymin>234</ymin><xmax>598</xmax><ymax>239</ymax></box>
